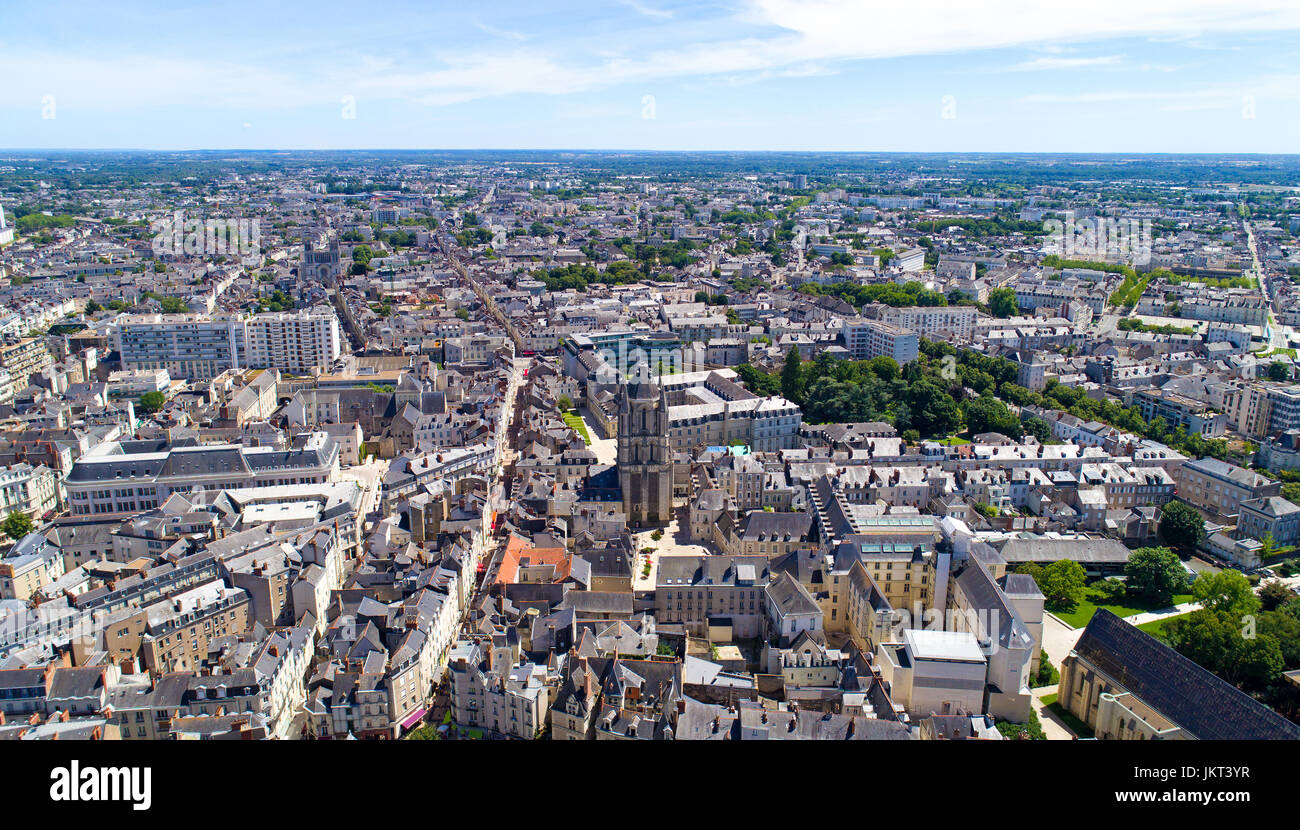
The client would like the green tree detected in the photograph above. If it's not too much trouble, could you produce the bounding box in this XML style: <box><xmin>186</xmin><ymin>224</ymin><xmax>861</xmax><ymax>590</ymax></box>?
<box><xmin>1159</xmin><ymin>501</ymin><xmax>1205</xmax><ymax>555</ymax></box>
<box><xmin>1259</xmin><ymin>579</ymin><xmax>1294</xmax><ymax>612</ymax></box>
<box><xmin>1022</xmin><ymin>416</ymin><xmax>1052</xmax><ymax>443</ymax></box>
<box><xmin>988</xmin><ymin>286</ymin><xmax>1019</xmax><ymax>318</ymax></box>
<box><xmin>867</xmin><ymin>356</ymin><xmax>900</xmax><ymax>382</ymax></box>
<box><xmin>556</xmin><ymin>395</ymin><xmax>574</xmax><ymax>412</ymax></box>
<box><xmin>1268</xmin><ymin>361</ymin><xmax>1291</xmax><ymax>382</ymax></box>
<box><xmin>1033</xmin><ymin>651</ymin><xmax>1060</xmax><ymax>688</ymax></box>
<box><xmin>1038</xmin><ymin>560</ymin><xmax>1087</xmax><ymax>611</ymax></box>
<box><xmin>903</xmin><ymin>379</ymin><xmax>962</xmax><ymax>437</ymax></box>
<box><xmin>1191</xmin><ymin>569</ymin><xmax>1260</xmax><ymax>618</ymax></box>
<box><xmin>138</xmin><ymin>391</ymin><xmax>166</xmax><ymax>413</ymax></box>
<box><xmin>1</xmin><ymin>512</ymin><xmax>33</xmax><ymax>540</ymax></box>
<box><xmin>1124</xmin><ymin>546</ymin><xmax>1189</xmax><ymax>607</ymax></box>
<box><xmin>964</xmin><ymin>394</ymin><xmax>1022</xmax><ymax>438</ymax></box>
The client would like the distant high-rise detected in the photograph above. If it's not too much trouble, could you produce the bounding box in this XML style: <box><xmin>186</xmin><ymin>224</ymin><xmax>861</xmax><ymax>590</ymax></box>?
<box><xmin>0</xmin><ymin>203</ymin><xmax>13</xmax><ymax>247</ymax></box>
<box><xmin>617</xmin><ymin>379</ymin><xmax>672</xmax><ymax>526</ymax></box>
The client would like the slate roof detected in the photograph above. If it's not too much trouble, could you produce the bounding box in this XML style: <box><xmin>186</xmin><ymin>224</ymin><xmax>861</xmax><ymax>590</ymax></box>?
<box><xmin>1072</xmin><ymin>609</ymin><xmax>1300</xmax><ymax>740</ymax></box>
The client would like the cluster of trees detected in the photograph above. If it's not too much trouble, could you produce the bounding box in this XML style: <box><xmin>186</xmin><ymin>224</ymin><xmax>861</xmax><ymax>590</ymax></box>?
<box><xmin>256</xmin><ymin>290</ymin><xmax>294</xmax><ymax>313</ymax></box>
<box><xmin>694</xmin><ymin>291</ymin><xmax>728</xmax><ymax>306</ymax></box>
<box><xmin>739</xmin><ymin>342</ymin><xmax>1038</xmax><ymax>439</ymax></box>
<box><xmin>796</xmin><ymin>280</ymin><xmax>947</xmax><ymax>308</ymax></box>
<box><xmin>764</xmin><ymin>349</ymin><xmax>960</xmax><ymax>435</ymax></box>
<box><xmin>375</xmin><ymin>228</ymin><xmax>419</xmax><ymax>248</ymax></box>
<box><xmin>988</xmin><ymin>287</ymin><xmax>1019</xmax><ymax>318</ymax></box>
<box><xmin>350</xmin><ymin>244</ymin><xmax>373</xmax><ymax>275</ymax></box>
<box><xmin>1116</xmin><ymin>317</ymin><xmax>1195</xmax><ymax>335</ymax></box>
<box><xmin>1164</xmin><ymin>570</ymin><xmax>1300</xmax><ymax>707</ymax></box>
<box><xmin>14</xmin><ymin>212</ymin><xmax>76</xmax><ymax>234</ymax></box>
<box><xmin>454</xmin><ymin>227</ymin><xmax>494</xmax><ymax>248</ymax></box>
<box><xmin>535</xmin><ymin>261</ymin><xmax>666</xmax><ymax>292</ymax></box>
<box><xmin>1158</xmin><ymin>501</ymin><xmax>1206</xmax><ymax>556</ymax></box>
<box><xmin>1123</xmin><ymin>546</ymin><xmax>1191</xmax><ymax>606</ymax></box>
<box><xmin>1017</xmin><ymin>545</ymin><xmax>1200</xmax><ymax>615</ymax></box>
<box><xmin>1109</xmin><ymin>273</ymin><xmax>1151</xmax><ymax>307</ymax></box>
<box><xmin>914</xmin><ymin>216</ymin><xmax>1049</xmax><ymax>238</ymax></box>
<box><xmin>1163</xmin><ymin>273</ymin><xmax>1255</xmax><ymax>289</ymax></box>
<box><xmin>141</xmin><ymin>292</ymin><xmax>189</xmax><ymax>314</ymax></box>
<box><xmin>715</xmin><ymin>208</ymin><xmax>776</xmax><ymax>225</ymax></box>
<box><xmin>1016</xmin><ymin>560</ymin><xmax>1087</xmax><ymax>612</ymax></box>
<box><xmin>1041</xmin><ymin>255</ymin><xmax>1130</xmax><ymax>274</ymax></box>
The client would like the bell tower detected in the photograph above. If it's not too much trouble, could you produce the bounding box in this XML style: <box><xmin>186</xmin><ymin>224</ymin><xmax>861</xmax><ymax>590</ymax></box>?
<box><xmin>617</xmin><ymin>379</ymin><xmax>672</xmax><ymax>526</ymax></box>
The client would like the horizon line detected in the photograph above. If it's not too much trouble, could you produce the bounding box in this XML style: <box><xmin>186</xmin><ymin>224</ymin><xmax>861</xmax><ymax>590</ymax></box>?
<box><xmin>3</xmin><ymin>148</ymin><xmax>1300</xmax><ymax>158</ymax></box>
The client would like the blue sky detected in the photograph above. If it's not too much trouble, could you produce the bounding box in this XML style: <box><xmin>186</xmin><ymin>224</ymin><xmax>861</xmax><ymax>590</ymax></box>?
<box><xmin>3</xmin><ymin>0</ymin><xmax>1300</xmax><ymax>152</ymax></box>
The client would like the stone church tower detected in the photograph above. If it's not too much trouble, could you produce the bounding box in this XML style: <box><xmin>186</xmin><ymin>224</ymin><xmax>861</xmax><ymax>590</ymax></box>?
<box><xmin>618</xmin><ymin>380</ymin><xmax>672</xmax><ymax>526</ymax></box>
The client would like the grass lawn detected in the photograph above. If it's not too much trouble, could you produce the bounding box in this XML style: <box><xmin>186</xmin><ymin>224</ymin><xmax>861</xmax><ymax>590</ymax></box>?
<box><xmin>1137</xmin><ymin>612</ymin><xmax>1194</xmax><ymax>641</ymax></box>
<box><xmin>1039</xmin><ymin>694</ymin><xmax>1095</xmax><ymax>738</ymax></box>
<box><xmin>936</xmin><ymin>435</ymin><xmax>971</xmax><ymax>446</ymax></box>
<box><xmin>561</xmin><ymin>412</ymin><xmax>591</xmax><ymax>444</ymax></box>
<box><xmin>1053</xmin><ymin>587</ymin><xmax>1193</xmax><ymax>629</ymax></box>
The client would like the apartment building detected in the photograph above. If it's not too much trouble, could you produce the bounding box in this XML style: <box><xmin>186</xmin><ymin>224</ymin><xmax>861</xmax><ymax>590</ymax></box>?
<box><xmin>1266</xmin><ymin>385</ymin><xmax>1300</xmax><ymax>435</ymax></box>
<box><xmin>1222</xmin><ymin>383</ymin><xmax>1271</xmax><ymax>438</ymax></box>
<box><xmin>115</xmin><ymin>310</ymin><xmax>343</xmax><ymax>380</ymax></box>
<box><xmin>115</xmin><ymin>313</ymin><xmax>245</xmax><ymax>380</ymax></box>
<box><xmin>1077</xmin><ymin>463</ymin><xmax>1177</xmax><ymax>509</ymax></box>
<box><xmin>1237</xmin><ymin>496</ymin><xmax>1300</xmax><ymax>547</ymax></box>
<box><xmin>661</xmin><ymin>371</ymin><xmax>802</xmax><ymax>452</ymax></box>
<box><xmin>655</xmin><ymin>554</ymin><xmax>770</xmax><ymax>638</ymax></box>
<box><xmin>243</xmin><ymin>308</ymin><xmax>342</xmax><ymax>374</ymax></box>
<box><xmin>0</xmin><ymin>533</ymin><xmax>66</xmax><ymax>601</ymax></box>
<box><xmin>65</xmin><ymin>432</ymin><xmax>340</xmax><ymax>520</ymax></box>
<box><xmin>0</xmin><ymin>337</ymin><xmax>54</xmax><ymax>395</ymax></box>
<box><xmin>0</xmin><ymin>461</ymin><xmax>60</xmax><ymax>520</ymax></box>
<box><xmin>1174</xmin><ymin>456</ymin><xmax>1280</xmax><ymax>520</ymax></box>
<box><xmin>842</xmin><ymin>317</ymin><xmax>919</xmax><ymax>365</ymax></box>
<box><xmin>878</xmin><ymin>305</ymin><xmax>977</xmax><ymax>343</ymax></box>
<box><xmin>447</xmin><ymin>638</ymin><xmax>554</xmax><ymax>740</ymax></box>
<box><xmin>1133</xmin><ymin>388</ymin><xmax>1227</xmax><ymax>438</ymax></box>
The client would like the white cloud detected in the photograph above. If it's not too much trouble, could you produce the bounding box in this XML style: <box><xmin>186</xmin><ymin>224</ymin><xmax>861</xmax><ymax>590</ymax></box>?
<box><xmin>1006</xmin><ymin>55</ymin><xmax>1125</xmax><ymax>72</ymax></box>
<box><xmin>619</xmin><ymin>0</ymin><xmax>674</xmax><ymax>19</ymax></box>
<box><xmin>4</xmin><ymin>1</ymin><xmax>1300</xmax><ymax>113</ymax></box>
<box><xmin>476</xmin><ymin>23</ymin><xmax>529</xmax><ymax>42</ymax></box>
<box><xmin>1017</xmin><ymin>73</ymin><xmax>1300</xmax><ymax>106</ymax></box>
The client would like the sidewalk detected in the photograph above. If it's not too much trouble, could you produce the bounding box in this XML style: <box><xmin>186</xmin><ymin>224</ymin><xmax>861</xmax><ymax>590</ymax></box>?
<box><xmin>1030</xmin><ymin>684</ymin><xmax>1075</xmax><ymax>740</ymax></box>
<box><xmin>1123</xmin><ymin>601</ymin><xmax>1201</xmax><ymax>627</ymax></box>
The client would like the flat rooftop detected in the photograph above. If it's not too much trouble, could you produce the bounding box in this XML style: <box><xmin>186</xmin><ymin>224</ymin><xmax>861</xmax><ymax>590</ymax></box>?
<box><xmin>903</xmin><ymin>629</ymin><xmax>986</xmax><ymax>664</ymax></box>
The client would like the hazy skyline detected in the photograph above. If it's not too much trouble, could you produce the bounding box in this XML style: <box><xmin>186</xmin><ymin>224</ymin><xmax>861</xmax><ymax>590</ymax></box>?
<box><xmin>4</xmin><ymin>0</ymin><xmax>1300</xmax><ymax>152</ymax></box>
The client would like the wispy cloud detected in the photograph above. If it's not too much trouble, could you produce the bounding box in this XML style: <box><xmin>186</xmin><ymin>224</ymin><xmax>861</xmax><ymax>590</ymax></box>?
<box><xmin>5</xmin><ymin>0</ymin><xmax>1300</xmax><ymax>115</ymax></box>
<box><xmin>619</xmin><ymin>0</ymin><xmax>674</xmax><ymax>19</ymax></box>
<box><xmin>475</xmin><ymin>23</ymin><xmax>529</xmax><ymax>42</ymax></box>
<box><xmin>1017</xmin><ymin>73</ymin><xmax>1300</xmax><ymax>107</ymax></box>
<box><xmin>1005</xmin><ymin>55</ymin><xmax>1125</xmax><ymax>72</ymax></box>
